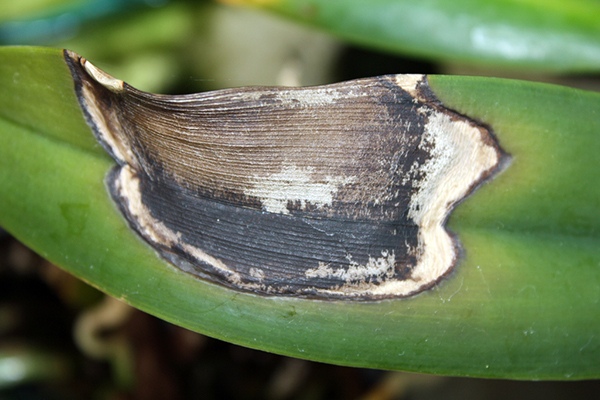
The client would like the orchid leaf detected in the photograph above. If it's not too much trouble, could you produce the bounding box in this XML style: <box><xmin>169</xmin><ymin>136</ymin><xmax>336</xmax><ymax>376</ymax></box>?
<box><xmin>0</xmin><ymin>46</ymin><xmax>599</xmax><ymax>379</ymax></box>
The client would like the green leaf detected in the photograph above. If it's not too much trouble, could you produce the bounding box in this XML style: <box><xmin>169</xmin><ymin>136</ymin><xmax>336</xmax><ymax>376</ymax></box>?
<box><xmin>1</xmin><ymin>46</ymin><xmax>599</xmax><ymax>379</ymax></box>
<box><xmin>223</xmin><ymin>0</ymin><xmax>600</xmax><ymax>72</ymax></box>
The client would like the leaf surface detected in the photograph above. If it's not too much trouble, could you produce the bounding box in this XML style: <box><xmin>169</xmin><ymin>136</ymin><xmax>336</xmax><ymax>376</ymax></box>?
<box><xmin>0</xmin><ymin>46</ymin><xmax>599</xmax><ymax>379</ymax></box>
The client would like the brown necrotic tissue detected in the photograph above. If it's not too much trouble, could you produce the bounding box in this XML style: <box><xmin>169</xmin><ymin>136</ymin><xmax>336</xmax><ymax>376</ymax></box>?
<box><xmin>65</xmin><ymin>49</ymin><xmax>507</xmax><ymax>300</ymax></box>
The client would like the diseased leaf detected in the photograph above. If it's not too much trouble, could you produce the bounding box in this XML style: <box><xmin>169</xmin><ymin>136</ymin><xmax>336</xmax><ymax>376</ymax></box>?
<box><xmin>0</xmin><ymin>47</ymin><xmax>599</xmax><ymax>379</ymax></box>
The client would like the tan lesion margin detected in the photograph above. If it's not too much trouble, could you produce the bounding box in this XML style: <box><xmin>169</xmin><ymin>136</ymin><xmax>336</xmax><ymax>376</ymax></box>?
<box><xmin>300</xmin><ymin>75</ymin><xmax>504</xmax><ymax>298</ymax></box>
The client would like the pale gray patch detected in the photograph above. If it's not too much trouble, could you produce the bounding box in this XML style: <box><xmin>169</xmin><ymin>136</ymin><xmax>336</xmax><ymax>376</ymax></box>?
<box><xmin>244</xmin><ymin>164</ymin><xmax>356</xmax><ymax>215</ymax></box>
<box><xmin>305</xmin><ymin>251</ymin><xmax>396</xmax><ymax>283</ymax></box>
<box><xmin>277</xmin><ymin>86</ymin><xmax>359</xmax><ymax>106</ymax></box>
<box><xmin>249</xmin><ymin>267</ymin><xmax>266</xmax><ymax>281</ymax></box>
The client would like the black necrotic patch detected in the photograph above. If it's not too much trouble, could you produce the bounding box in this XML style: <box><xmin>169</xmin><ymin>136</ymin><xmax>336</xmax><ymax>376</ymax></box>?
<box><xmin>103</xmin><ymin>76</ymin><xmax>438</xmax><ymax>297</ymax></box>
<box><xmin>109</xmin><ymin>165</ymin><xmax>419</xmax><ymax>297</ymax></box>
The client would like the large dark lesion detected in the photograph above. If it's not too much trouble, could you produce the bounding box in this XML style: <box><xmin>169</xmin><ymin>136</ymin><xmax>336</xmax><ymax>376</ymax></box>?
<box><xmin>112</xmin><ymin>164</ymin><xmax>421</xmax><ymax>295</ymax></box>
<box><xmin>65</xmin><ymin>49</ymin><xmax>506</xmax><ymax>300</ymax></box>
<box><xmin>107</xmin><ymin>77</ymin><xmax>435</xmax><ymax>296</ymax></box>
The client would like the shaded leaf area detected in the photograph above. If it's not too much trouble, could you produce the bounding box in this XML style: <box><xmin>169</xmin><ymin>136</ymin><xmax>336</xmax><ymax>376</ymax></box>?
<box><xmin>0</xmin><ymin>46</ymin><xmax>600</xmax><ymax>380</ymax></box>
<box><xmin>228</xmin><ymin>0</ymin><xmax>600</xmax><ymax>72</ymax></box>
<box><xmin>3</xmin><ymin>236</ymin><xmax>600</xmax><ymax>399</ymax></box>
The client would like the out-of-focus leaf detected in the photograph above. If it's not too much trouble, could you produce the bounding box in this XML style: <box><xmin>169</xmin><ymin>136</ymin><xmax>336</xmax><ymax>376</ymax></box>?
<box><xmin>223</xmin><ymin>0</ymin><xmax>600</xmax><ymax>72</ymax></box>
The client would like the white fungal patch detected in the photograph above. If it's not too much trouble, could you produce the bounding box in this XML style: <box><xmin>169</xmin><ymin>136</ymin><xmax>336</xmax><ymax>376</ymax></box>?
<box><xmin>244</xmin><ymin>165</ymin><xmax>356</xmax><ymax>215</ymax></box>
<box><xmin>249</xmin><ymin>267</ymin><xmax>265</xmax><ymax>281</ymax></box>
<box><xmin>305</xmin><ymin>251</ymin><xmax>396</xmax><ymax>282</ymax></box>
<box><xmin>279</xmin><ymin>87</ymin><xmax>357</xmax><ymax>106</ymax></box>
